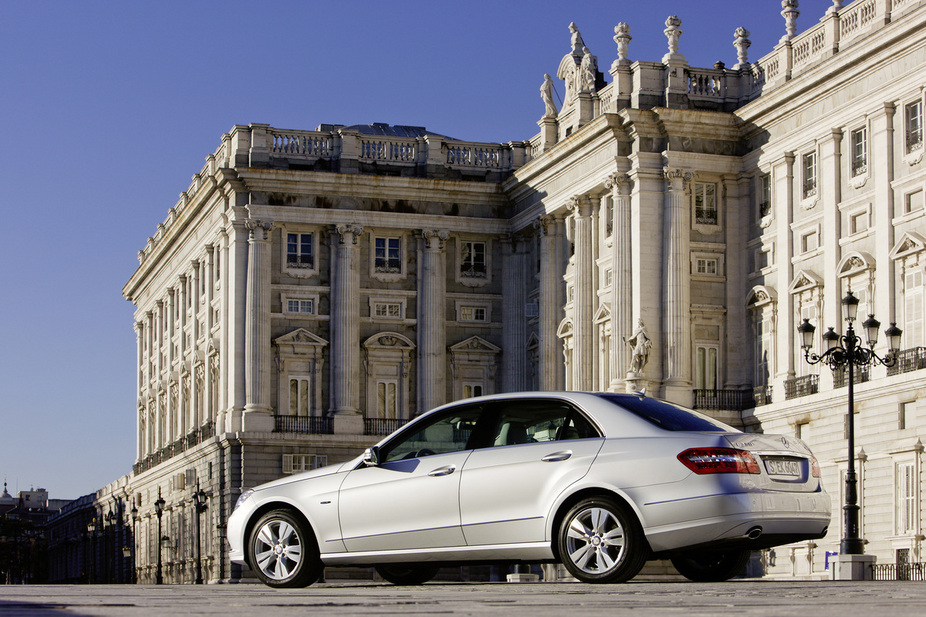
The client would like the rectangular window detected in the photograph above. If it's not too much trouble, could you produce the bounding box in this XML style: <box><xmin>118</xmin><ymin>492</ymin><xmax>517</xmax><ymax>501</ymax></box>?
<box><xmin>756</xmin><ymin>318</ymin><xmax>770</xmax><ymax>386</ymax></box>
<box><xmin>802</xmin><ymin>152</ymin><xmax>817</xmax><ymax>198</ymax></box>
<box><xmin>696</xmin><ymin>258</ymin><xmax>718</xmax><ymax>275</ymax></box>
<box><xmin>905</xmin><ymin>189</ymin><xmax>924</xmax><ymax>214</ymax></box>
<box><xmin>849</xmin><ymin>211</ymin><xmax>869</xmax><ymax>235</ymax></box>
<box><xmin>897</xmin><ymin>462</ymin><xmax>916</xmax><ymax>535</ymax></box>
<box><xmin>694</xmin><ymin>182</ymin><xmax>718</xmax><ymax>225</ymax></box>
<box><xmin>905</xmin><ymin>271</ymin><xmax>924</xmax><ymax>347</ymax></box>
<box><xmin>289</xmin><ymin>377</ymin><xmax>311</xmax><ymax>416</ymax></box>
<box><xmin>899</xmin><ymin>402</ymin><xmax>912</xmax><ymax>430</ymax></box>
<box><xmin>374</xmin><ymin>237</ymin><xmax>401</xmax><ymax>273</ymax></box>
<box><xmin>461</xmin><ymin>241</ymin><xmax>487</xmax><ymax>278</ymax></box>
<box><xmin>604</xmin><ymin>268</ymin><xmax>612</xmax><ymax>288</ymax></box>
<box><xmin>377</xmin><ymin>381</ymin><xmax>397</xmax><ymax>419</ymax></box>
<box><xmin>906</xmin><ymin>101</ymin><xmax>924</xmax><ymax>153</ymax></box>
<box><xmin>463</xmin><ymin>383</ymin><xmax>484</xmax><ymax>399</ymax></box>
<box><xmin>695</xmin><ymin>345</ymin><xmax>718</xmax><ymax>390</ymax></box>
<box><xmin>283</xmin><ymin>454</ymin><xmax>328</xmax><ymax>475</ymax></box>
<box><xmin>851</xmin><ymin>127</ymin><xmax>868</xmax><ymax>176</ymax></box>
<box><xmin>373</xmin><ymin>302</ymin><xmax>402</xmax><ymax>319</ymax></box>
<box><xmin>286</xmin><ymin>299</ymin><xmax>315</xmax><ymax>314</ymax></box>
<box><xmin>801</xmin><ymin>230</ymin><xmax>819</xmax><ymax>253</ymax></box>
<box><xmin>460</xmin><ymin>306</ymin><xmax>487</xmax><ymax>322</ymax></box>
<box><xmin>286</xmin><ymin>233</ymin><xmax>314</xmax><ymax>269</ymax></box>
<box><xmin>759</xmin><ymin>174</ymin><xmax>772</xmax><ymax>218</ymax></box>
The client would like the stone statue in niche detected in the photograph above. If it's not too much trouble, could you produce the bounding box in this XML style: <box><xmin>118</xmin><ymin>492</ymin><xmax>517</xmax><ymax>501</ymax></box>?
<box><xmin>624</xmin><ymin>319</ymin><xmax>652</xmax><ymax>375</ymax></box>
<box><xmin>541</xmin><ymin>74</ymin><xmax>558</xmax><ymax>118</ymax></box>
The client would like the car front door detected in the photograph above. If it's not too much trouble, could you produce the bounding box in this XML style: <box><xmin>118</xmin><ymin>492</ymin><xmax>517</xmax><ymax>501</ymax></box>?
<box><xmin>458</xmin><ymin>399</ymin><xmax>604</xmax><ymax>546</ymax></box>
<box><xmin>338</xmin><ymin>404</ymin><xmax>484</xmax><ymax>553</ymax></box>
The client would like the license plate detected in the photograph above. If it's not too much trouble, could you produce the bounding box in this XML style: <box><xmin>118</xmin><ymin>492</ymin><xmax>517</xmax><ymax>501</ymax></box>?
<box><xmin>765</xmin><ymin>458</ymin><xmax>801</xmax><ymax>476</ymax></box>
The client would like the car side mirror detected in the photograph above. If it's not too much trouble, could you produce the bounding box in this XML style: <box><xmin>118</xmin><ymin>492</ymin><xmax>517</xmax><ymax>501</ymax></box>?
<box><xmin>362</xmin><ymin>446</ymin><xmax>380</xmax><ymax>467</ymax></box>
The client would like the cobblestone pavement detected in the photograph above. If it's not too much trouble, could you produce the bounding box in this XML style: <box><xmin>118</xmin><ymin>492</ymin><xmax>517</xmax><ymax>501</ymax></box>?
<box><xmin>1</xmin><ymin>581</ymin><xmax>924</xmax><ymax>617</ymax></box>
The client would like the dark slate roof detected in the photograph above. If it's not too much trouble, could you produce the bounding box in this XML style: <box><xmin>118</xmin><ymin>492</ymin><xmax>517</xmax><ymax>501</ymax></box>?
<box><xmin>341</xmin><ymin>122</ymin><xmax>458</xmax><ymax>141</ymax></box>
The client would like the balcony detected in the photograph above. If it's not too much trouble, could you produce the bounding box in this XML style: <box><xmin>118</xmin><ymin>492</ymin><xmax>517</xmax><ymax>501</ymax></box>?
<box><xmin>693</xmin><ymin>389</ymin><xmax>753</xmax><ymax>412</ymax></box>
<box><xmin>364</xmin><ymin>418</ymin><xmax>409</xmax><ymax>436</ymax></box>
<box><xmin>753</xmin><ymin>385</ymin><xmax>773</xmax><ymax>407</ymax></box>
<box><xmin>784</xmin><ymin>374</ymin><xmax>819</xmax><ymax>400</ymax></box>
<box><xmin>887</xmin><ymin>347</ymin><xmax>926</xmax><ymax>377</ymax></box>
<box><xmin>274</xmin><ymin>415</ymin><xmax>333</xmax><ymax>435</ymax></box>
<box><xmin>833</xmin><ymin>365</ymin><xmax>870</xmax><ymax>388</ymax></box>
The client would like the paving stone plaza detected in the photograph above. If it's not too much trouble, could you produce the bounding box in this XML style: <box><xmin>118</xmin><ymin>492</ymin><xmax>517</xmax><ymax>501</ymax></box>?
<box><xmin>2</xmin><ymin>581</ymin><xmax>925</xmax><ymax>617</ymax></box>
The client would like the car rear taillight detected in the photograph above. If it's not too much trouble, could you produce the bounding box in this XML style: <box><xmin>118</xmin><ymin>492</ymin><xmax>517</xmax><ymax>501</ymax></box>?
<box><xmin>678</xmin><ymin>448</ymin><xmax>761</xmax><ymax>474</ymax></box>
<box><xmin>811</xmin><ymin>455</ymin><xmax>822</xmax><ymax>478</ymax></box>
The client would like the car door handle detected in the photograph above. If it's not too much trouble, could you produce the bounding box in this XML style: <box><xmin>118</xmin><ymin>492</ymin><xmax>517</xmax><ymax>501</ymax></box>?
<box><xmin>428</xmin><ymin>465</ymin><xmax>457</xmax><ymax>477</ymax></box>
<box><xmin>542</xmin><ymin>451</ymin><xmax>573</xmax><ymax>462</ymax></box>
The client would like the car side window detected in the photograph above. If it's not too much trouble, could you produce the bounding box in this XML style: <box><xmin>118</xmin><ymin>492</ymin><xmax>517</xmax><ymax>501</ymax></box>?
<box><xmin>486</xmin><ymin>400</ymin><xmax>600</xmax><ymax>447</ymax></box>
<box><xmin>380</xmin><ymin>405</ymin><xmax>483</xmax><ymax>463</ymax></box>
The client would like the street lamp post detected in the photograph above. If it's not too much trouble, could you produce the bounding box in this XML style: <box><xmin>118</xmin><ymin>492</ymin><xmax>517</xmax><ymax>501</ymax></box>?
<box><xmin>154</xmin><ymin>489</ymin><xmax>165</xmax><ymax>585</ymax></box>
<box><xmin>797</xmin><ymin>291</ymin><xmax>902</xmax><ymax>556</ymax></box>
<box><xmin>130</xmin><ymin>503</ymin><xmax>138</xmax><ymax>584</ymax></box>
<box><xmin>191</xmin><ymin>484</ymin><xmax>209</xmax><ymax>585</ymax></box>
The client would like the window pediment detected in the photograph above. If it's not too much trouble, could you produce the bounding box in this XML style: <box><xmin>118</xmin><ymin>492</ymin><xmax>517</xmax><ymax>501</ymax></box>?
<box><xmin>789</xmin><ymin>270</ymin><xmax>823</xmax><ymax>294</ymax></box>
<box><xmin>890</xmin><ymin>231</ymin><xmax>926</xmax><ymax>260</ymax></box>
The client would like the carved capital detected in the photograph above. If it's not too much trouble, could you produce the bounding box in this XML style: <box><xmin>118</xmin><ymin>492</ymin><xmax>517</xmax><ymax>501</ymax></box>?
<box><xmin>567</xmin><ymin>195</ymin><xmax>592</xmax><ymax>217</ymax></box>
<box><xmin>246</xmin><ymin>219</ymin><xmax>273</xmax><ymax>241</ymax></box>
<box><xmin>421</xmin><ymin>229</ymin><xmax>449</xmax><ymax>250</ymax></box>
<box><xmin>605</xmin><ymin>172</ymin><xmax>631</xmax><ymax>195</ymax></box>
<box><xmin>334</xmin><ymin>224</ymin><xmax>363</xmax><ymax>244</ymax></box>
<box><xmin>663</xmin><ymin>168</ymin><xmax>692</xmax><ymax>190</ymax></box>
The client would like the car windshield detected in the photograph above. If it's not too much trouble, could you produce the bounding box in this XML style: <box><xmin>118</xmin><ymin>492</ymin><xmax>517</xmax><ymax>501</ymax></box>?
<box><xmin>597</xmin><ymin>394</ymin><xmax>738</xmax><ymax>432</ymax></box>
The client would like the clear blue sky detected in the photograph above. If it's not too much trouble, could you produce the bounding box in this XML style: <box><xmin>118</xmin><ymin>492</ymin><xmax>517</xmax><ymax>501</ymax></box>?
<box><xmin>0</xmin><ymin>0</ymin><xmax>837</xmax><ymax>499</ymax></box>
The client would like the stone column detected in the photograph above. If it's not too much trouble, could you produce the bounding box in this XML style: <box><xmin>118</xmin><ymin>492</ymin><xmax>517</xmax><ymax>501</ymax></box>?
<box><xmin>243</xmin><ymin>220</ymin><xmax>274</xmax><ymax>432</ymax></box>
<box><xmin>166</xmin><ymin>288</ymin><xmax>176</xmax><ymax>442</ymax></box>
<box><xmin>776</xmin><ymin>153</ymin><xmax>796</xmax><ymax>389</ymax></box>
<box><xmin>330</xmin><ymin>224</ymin><xmax>364</xmax><ymax>432</ymax></box>
<box><xmin>135</xmin><ymin>320</ymin><xmax>144</xmax><ymax>460</ymax></box>
<box><xmin>224</xmin><ymin>209</ymin><xmax>250</xmax><ymax>433</ymax></box>
<box><xmin>189</xmin><ymin>260</ymin><xmax>200</xmax><ymax>428</ymax></box>
<box><xmin>537</xmin><ymin>215</ymin><xmax>564</xmax><ymax>390</ymax></box>
<box><xmin>417</xmin><ymin>230</ymin><xmax>449</xmax><ymax>414</ymax></box>
<box><xmin>178</xmin><ymin>275</ymin><xmax>189</xmax><ymax>433</ymax></box>
<box><xmin>872</xmin><ymin>103</ymin><xmax>897</xmax><ymax>327</ymax></box>
<box><xmin>204</xmin><ymin>244</ymin><xmax>216</xmax><ymax>426</ymax></box>
<box><xmin>502</xmin><ymin>235</ymin><xmax>529</xmax><ymax>392</ymax></box>
<box><xmin>606</xmin><ymin>173</ymin><xmax>633</xmax><ymax>390</ymax></box>
<box><xmin>569</xmin><ymin>196</ymin><xmax>594</xmax><ymax>390</ymax></box>
<box><xmin>663</xmin><ymin>169</ymin><xmax>693</xmax><ymax>406</ymax></box>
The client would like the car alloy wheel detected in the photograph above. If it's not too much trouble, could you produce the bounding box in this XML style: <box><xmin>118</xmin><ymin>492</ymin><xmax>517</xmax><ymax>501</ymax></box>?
<box><xmin>558</xmin><ymin>496</ymin><xmax>647</xmax><ymax>583</ymax></box>
<box><xmin>248</xmin><ymin>509</ymin><xmax>322</xmax><ymax>588</ymax></box>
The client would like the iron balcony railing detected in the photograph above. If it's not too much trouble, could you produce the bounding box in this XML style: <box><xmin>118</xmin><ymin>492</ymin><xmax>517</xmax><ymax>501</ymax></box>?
<box><xmin>274</xmin><ymin>415</ymin><xmax>333</xmax><ymax>435</ymax></box>
<box><xmin>364</xmin><ymin>418</ymin><xmax>409</xmax><ymax>436</ymax></box>
<box><xmin>693</xmin><ymin>389</ymin><xmax>753</xmax><ymax>412</ymax></box>
<box><xmin>833</xmin><ymin>365</ymin><xmax>870</xmax><ymax>388</ymax></box>
<box><xmin>784</xmin><ymin>374</ymin><xmax>819</xmax><ymax>400</ymax></box>
<box><xmin>887</xmin><ymin>347</ymin><xmax>926</xmax><ymax>377</ymax></box>
<box><xmin>753</xmin><ymin>385</ymin><xmax>773</xmax><ymax>407</ymax></box>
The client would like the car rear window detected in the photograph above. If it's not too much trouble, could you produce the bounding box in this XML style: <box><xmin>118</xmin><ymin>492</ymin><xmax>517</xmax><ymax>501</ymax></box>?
<box><xmin>597</xmin><ymin>394</ymin><xmax>737</xmax><ymax>432</ymax></box>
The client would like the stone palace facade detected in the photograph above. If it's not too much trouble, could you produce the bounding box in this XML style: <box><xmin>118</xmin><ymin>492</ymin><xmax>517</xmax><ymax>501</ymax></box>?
<box><xmin>61</xmin><ymin>0</ymin><xmax>926</xmax><ymax>583</ymax></box>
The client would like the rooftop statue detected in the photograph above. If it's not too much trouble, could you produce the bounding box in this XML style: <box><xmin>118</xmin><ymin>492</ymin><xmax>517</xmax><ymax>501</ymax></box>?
<box><xmin>541</xmin><ymin>74</ymin><xmax>558</xmax><ymax>118</ymax></box>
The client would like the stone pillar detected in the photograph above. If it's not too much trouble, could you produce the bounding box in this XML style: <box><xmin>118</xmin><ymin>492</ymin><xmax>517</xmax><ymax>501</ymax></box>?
<box><xmin>135</xmin><ymin>320</ymin><xmax>144</xmax><ymax>460</ymax></box>
<box><xmin>166</xmin><ymin>287</ymin><xmax>176</xmax><ymax>442</ymax></box>
<box><xmin>224</xmin><ymin>209</ymin><xmax>250</xmax><ymax>433</ymax></box>
<box><xmin>243</xmin><ymin>220</ymin><xmax>274</xmax><ymax>432</ymax></box>
<box><xmin>663</xmin><ymin>169</ymin><xmax>693</xmax><ymax>406</ymax></box>
<box><xmin>570</xmin><ymin>196</ymin><xmax>594</xmax><ymax>390</ymax></box>
<box><xmin>537</xmin><ymin>215</ymin><xmax>564</xmax><ymax>390</ymax></box>
<box><xmin>204</xmin><ymin>244</ymin><xmax>216</xmax><ymax>426</ymax></box>
<box><xmin>189</xmin><ymin>260</ymin><xmax>200</xmax><ymax>428</ymax></box>
<box><xmin>606</xmin><ymin>173</ymin><xmax>633</xmax><ymax>390</ymax></box>
<box><xmin>330</xmin><ymin>224</ymin><xmax>364</xmax><ymax>432</ymax></box>
<box><xmin>502</xmin><ymin>235</ymin><xmax>529</xmax><ymax>392</ymax></box>
<box><xmin>872</xmin><ymin>103</ymin><xmax>897</xmax><ymax>327</ymax></box>
<box><xmin>776</xmin><ymin>153</ymin><xmax>796</xmax><ymax>390</ymax></box>
<box><xmin>178</xmin><ymin>275</ymin><xmax>189</xmax><ymax>433</ymax></box>
<box><xmin>417</xmin><ymin>230</ymin><xmax>449</xmax><ymax>414</ymax></box>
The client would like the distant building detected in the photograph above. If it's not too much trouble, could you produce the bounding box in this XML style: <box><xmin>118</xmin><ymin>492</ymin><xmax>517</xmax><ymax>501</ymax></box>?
<box><xmin>62</xmin><ymin>0</ymin><xmax>926</xmax><ymax>583</ymax></box>
<box><xmin>0</xmin><ymin>482</ymin><xmax>71</xmax><ymax>583</ymax></box>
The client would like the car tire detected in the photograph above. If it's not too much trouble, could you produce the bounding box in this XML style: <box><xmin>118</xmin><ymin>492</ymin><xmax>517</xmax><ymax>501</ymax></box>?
<box><xmin>670</xmin><ymin>549</ymin><xmax>751</xmax><ymax>582</ymax></box>
<box><xmin>248</xmin><ymin>509</ymin><xmax>323</xmax><ymax>588</ymax></box>
<box><xmin>375</xmin><ymin>564</ymin><xmax>440</xmax><ymax>585</ymax></box>
<box><xmin>557</xmin><ymin>496</ymin><xmax>648</xmax><ymax>583</ymax></box>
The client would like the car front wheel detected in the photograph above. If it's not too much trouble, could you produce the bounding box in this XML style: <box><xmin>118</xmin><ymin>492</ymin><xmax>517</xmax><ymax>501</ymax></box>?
<box><xmin>557</xmin><ymin>496</ymin><xmax>648</xmax><ymax>583</ymax></box>
<box><xmin>375</xmin><ymin>564</ymin><xmax>440</xmax><ymax>585</ymax></box>
<box><xmin>670</xmin><ymin>549</ymin><xmax>751</xmax><ymax>582</ymax></box>
<box><xmin>248</xmin><ymin>509</ymin><xmax>323</xmax><ymax>588</ymax></box>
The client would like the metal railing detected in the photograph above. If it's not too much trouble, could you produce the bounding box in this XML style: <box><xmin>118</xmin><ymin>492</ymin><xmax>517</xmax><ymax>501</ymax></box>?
<box><xmin>871</xmin><ymin>562</ymin><xmax>926</xmax><ymax>581</ymax></box>
<box><xmin>693</xmin><ymin>389</ymin><xmax>753</xmax><ymax>411</ymax></box>
<box><xmin>784</xmin><ymin>374</ymin><xmax>819</xmax><ymax>400</ymax></box>
<box><xmin>887</xmin><ymin>347</ymin><xmax>926</xmax><ymax>377</ymax></box>
<box><xmin>364</xmin><ymin>418</ymin><xmax>409</xmax><ymax>436</ymax></box>
<box><xmin>753</xmin><ymin>385</ymin><xmax>773</xmax><ymax>407</ymax></box>
<box><xmin>833</xmin><ymin>365</ymin><xmax>870</xmax><ymax>388</ymax></box>
<box><xmin>274</xmin><ymin>415</ymin><xmax>333</xmax><ymax>435</ymax></box>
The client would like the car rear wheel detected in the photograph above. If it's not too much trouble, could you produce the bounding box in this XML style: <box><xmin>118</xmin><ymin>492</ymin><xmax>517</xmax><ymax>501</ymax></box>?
<box><xmin>557</xmin><ymin>496</ymin><xmax>647</xmax><ymax>583</ymax></box>
<box><xmin>248</xmin><ymin>509</ymin><xmax>323</xmax><ymax>588</ymax></box>
<box><xmin>375</xmin><ymin>564</ymin><xmax>440</xmax><ymax>585</ymax></box>
<box><xmin>670</xmin><ymin>549</ymin><xmax>751</xmax><ymax>582</ymax></box>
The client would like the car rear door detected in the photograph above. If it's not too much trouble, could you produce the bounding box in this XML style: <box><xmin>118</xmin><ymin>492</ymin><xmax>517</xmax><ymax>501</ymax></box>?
<box><xmin>458</xmin><ymin>399</ymin><xmax>604</xmax><ymax>546</ymax></box>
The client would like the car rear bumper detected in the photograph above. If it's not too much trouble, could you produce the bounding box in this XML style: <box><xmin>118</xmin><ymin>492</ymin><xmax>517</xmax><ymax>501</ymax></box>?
<box><xmin>641</xmin><ymin>490</ymin><xmax>831</xmax><ymax>553</ymax></box>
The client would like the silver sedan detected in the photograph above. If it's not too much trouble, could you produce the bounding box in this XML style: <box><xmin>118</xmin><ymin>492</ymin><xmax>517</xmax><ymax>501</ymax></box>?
<box><xmin>228</xmin><ymin>392</ymin><xmax>830</xmax><ymax>587</ymax></box>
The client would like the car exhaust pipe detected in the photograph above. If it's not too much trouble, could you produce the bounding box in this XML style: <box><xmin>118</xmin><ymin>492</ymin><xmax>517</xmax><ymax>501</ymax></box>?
<box><xmin>746</xmin><ymin>526</ymin><xmax>763</xmax><ymax>540</ymax></box>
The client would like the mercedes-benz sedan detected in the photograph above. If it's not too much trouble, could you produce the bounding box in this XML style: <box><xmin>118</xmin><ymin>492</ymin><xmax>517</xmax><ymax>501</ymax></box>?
<box><xmin>228</xmin><ymin>392</ymin><xmax>830</xmax><ymax>587</ymax></box>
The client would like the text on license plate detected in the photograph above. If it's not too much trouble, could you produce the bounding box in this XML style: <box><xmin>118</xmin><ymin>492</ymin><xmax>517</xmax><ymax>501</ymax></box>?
<box><xmin>765</xmin><ymin>459</ymin><xmax>801</xmax><ymax>476</ymax></box>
